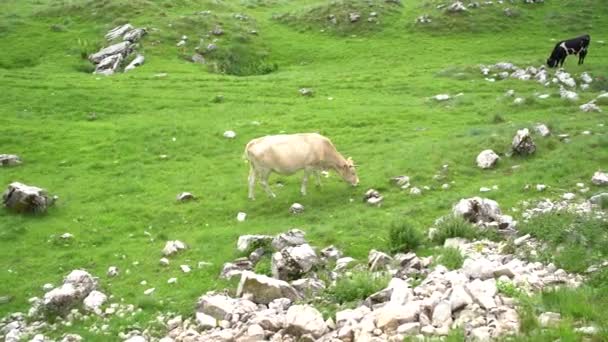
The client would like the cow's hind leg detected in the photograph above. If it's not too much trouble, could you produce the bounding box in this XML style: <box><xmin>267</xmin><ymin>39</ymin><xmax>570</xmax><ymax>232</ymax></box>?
<box><xmin>248</xmin><ymin>165</ymin><xmax>256</xmax><ymax>200</ymax></box>
<box><xmin>314</xmin><ymin>170</ymin><xmax>322</xmax><ymax>187</ymax></box>
<box><xmin>260</xmin><ymin>170</ymin><xmax>276</xmax><ymax>198</ymax></box>
<box><xmin>301</xmin><ymin>169</ymin><xmax>311</xmax><ymax>196</ymax></box>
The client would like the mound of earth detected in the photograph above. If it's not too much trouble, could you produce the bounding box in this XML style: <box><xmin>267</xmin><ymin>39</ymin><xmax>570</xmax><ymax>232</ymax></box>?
<box><xmin>274</xmin><ymin>0</ymin><xmax>403</xmax><ymax>36</ymax></box>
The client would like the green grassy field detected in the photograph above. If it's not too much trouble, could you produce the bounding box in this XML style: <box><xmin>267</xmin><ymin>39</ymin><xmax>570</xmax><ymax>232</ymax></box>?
<box><xmin>1</xmin><ymin>0</ymin><xmax>607</xmax><ymax>340</ymax></box>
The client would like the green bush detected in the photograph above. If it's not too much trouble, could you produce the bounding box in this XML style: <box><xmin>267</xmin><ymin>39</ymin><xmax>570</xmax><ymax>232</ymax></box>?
<box><xmin>519</xmin><ymin>212</ymin><xmax>608</xmax><ymax>272</ymax></box>
<box><xmin>431</xmin><ymin>216</ymin><xmax>478</xmax><ymax>244</ymax></box>
<box><xmin>388</xmin><ymin>221</ymin><xmax>422</xmax><ymax>253</ymax></box>
<box><xmin>434</xmin><ymin>247</ymin><xmax>464</xmax><ymax>270</ymax></box>
<box><xmin>327</xmin><ymin>271</ymin><xmax>389</xmax><ymax>304</ymax></box>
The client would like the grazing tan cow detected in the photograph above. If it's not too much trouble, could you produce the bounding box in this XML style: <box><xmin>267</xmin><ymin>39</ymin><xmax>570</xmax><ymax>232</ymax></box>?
<box><xmin>244</xmin><ymin>133</ymin><xmax>359</xmax><ymax>199</ymax></box>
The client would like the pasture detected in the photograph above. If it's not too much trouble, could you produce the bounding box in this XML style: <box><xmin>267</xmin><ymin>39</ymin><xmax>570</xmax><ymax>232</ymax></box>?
<box><xmin>1</xmin><ymin>0</ymin><xmax>607</xmax><ymax>340</ymax></box>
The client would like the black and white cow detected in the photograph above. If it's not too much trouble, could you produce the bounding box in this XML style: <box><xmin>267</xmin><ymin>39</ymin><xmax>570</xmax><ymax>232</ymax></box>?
<box><xmin>546</xmin><ymin>34</ymin><xmax>591</xmax><ymax>68</ymax></box>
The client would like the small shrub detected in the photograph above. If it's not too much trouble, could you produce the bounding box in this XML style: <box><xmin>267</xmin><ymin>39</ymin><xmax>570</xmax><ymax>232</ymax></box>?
<box><xmin>434</xmin><ymin>247</ymin><xmax>464</xmax><ymax>270</ymax></box>
<box><xmin>50</xmin><ymin>24</ymin><xmax>66</xmax><ymax>32</ymax></box>
<box><xmin>519</xmin><ymin>212</ymin><xmax>608</xmax><ymax>272</ymax></box>
<box><xmin>431</xmin><ymin>216</ymin><xmax>478</xmax><ymax>244</ymax></box>
<box><xmin>327</xmin><ymin>271</ymin><xmax>389</xmax><ymax>304</ymax></box>
<box><xmin>497</xmin><ymin>280</ymin><xmax>523</xmax><ymax>298</ymax></box>
<box><xmin>253</xmin><ymin>256</ymin><xmax>272</xmax><ymax>277</ymax></box>
<box><xmin>388</xmin><ymin>221</ymin><xmax>422</xmax><ymax>253</ymax></box>
<box><xmin>492</xmin><ymin>113</ymin><xmax>505</xmax><ymax>124</ymax></box>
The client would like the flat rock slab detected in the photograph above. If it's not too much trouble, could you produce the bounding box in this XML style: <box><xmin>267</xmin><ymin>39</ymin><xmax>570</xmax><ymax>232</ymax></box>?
<box><xmin>3</xmin><ymin>182</ymin><xmax>55</xmax><ymax>213</ymax></box>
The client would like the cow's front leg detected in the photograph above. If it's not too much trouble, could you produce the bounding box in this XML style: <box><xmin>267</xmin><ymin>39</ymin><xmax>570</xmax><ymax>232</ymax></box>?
<box><xmin>260</xmin><ymin>170</ymin><xmax>276</xmax><ymax>198</ymax></box>
<box><xmin>301</xmin><ymin>169</ymin><xmax>311</xmax><ymax>196</ymax></box>
<box><xmin>314</xmin><ymin>170</ymin><xmax>322</xmax><ymax>187</ymax></box>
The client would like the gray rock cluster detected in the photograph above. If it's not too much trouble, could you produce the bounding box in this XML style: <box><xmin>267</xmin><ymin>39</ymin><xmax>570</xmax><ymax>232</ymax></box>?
<box><xmin>479</xmin><ymin>63</ymin><xmax>591</xmax><ymax>94</ymax></box>
<box><xmin>89</xmin><ymin>23</ymin><xmax>147</xmax><ymax>75</ymax></box>
<box><xmin>452</xmin><ymin>197</ymin><xmax>516</xmax><ymax>232</ymax></box>
<box><xmin>153</xmin><ymin>228</ymin><xmax>583</xmax><ymax>342</ymax></box>
<box><xmin>3</xmin><ymin>182</ymin><xmax>56</xmax><ymax>214</ymax></box>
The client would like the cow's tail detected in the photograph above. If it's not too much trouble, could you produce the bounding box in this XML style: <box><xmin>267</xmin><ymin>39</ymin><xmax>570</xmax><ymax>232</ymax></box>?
<box><xmin>243</xmin><ymin>142</ymin><xmax>252</xmax><ymax>163</ymax></box>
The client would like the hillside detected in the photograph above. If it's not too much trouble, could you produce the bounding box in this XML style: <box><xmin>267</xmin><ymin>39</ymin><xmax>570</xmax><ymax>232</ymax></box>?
<box><xmin>1</xmin><ymin>0</ymin><xmax>607</xmax><ymax>341</ymax></box>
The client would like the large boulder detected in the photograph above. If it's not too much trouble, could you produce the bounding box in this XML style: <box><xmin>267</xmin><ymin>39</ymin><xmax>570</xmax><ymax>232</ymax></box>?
<box><xmin>88</xmin><ymin>41</ymin><xmax>132</xmax><ymax>64</ymax></box>
<box><xmin>94</xmin><ymin>54</ymin><xmax>123</xmax><ymax>76</ymax></box>
<box><xmin>43</xmin><ymin>270</ymin><xmax>97</xmax><ymax>314</ymax></box>
<box><xmin>105</xmin><ymin>24</ymin><xmax>133</xmax><ymax>40</ymax></box>
<box><xmin>511</xmin><ymin>128</ymin><xmax>536</xmax><ymax>155</ymax></box>
<box><xmin>236</xmin><ymin>271</ymin><xmax>300</xmax><ymax>304</ymax></box>
<box><xmin>272</xmin><ymin>229</ymin><xmax>307</xmax><ymax>250</ymax></box>
<box><xmin>3</xmin><ymin>182</ymin><xmax>55</xmax><ymax>214</ymax></box>
<box><xmin>476</xmin><ymin>150</ymin><xmax>500</xmax><ymax>169</ymax></box>
<box><xmin>285</xmin><ymin>305</ymin><xmax>328</xmax><ymax>338</ymax></box>
<box><xmin>271</xmin><ymin>244</ymin><xmax>318</xmax><ymax>280</ymax></box>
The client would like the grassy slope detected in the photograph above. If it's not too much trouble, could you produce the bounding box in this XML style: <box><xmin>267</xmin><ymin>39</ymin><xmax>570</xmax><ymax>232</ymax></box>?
<box><xmin>1</xmin><ymin>0</ymin><xmax>607</xmax><ymax>339</ymax></box>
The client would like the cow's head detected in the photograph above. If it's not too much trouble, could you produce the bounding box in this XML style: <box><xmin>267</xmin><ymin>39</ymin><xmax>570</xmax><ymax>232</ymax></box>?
<box><xmin>546</xmin><ymin>58</ymin><xmax>558</xmax><ymax>68</ymax></box>
<box><xmin>338</xmin><ymin>157</ymin><xmax>359</xmax><ymax>186</ymax></box>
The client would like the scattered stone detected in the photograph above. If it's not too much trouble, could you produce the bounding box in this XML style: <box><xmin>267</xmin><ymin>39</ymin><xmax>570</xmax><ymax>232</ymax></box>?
<box><xmin>0</xmin><ymin>154</ymin><xmax>21</xmax><ymax>166</ymax></box>
<box><xmin>180</xmin><ymin>265</ymin><xmax>191</xmax><ymax>273</ymax></box>
<box><xmin>363</xmin><ymin>189</ymin><xmax>383</xmax><ymax>205</ymax></box>
<box><xmin>410</xmin><ymin>187</ymin><xmax>422</xmax><ymax>195</ymax></box>
<box><xmin>176</xmin><ymin>192</ymin><xmax>195</xmax><ymax>202</ymax></box>
<box><xmin>223</xmin><ymin>130</ymin><xmax>236</xmax><ymax>139</ymax></box>
<box><xmin>167</xmin><ymin>278</ymin><xmax>177</xmax><ymax>284</ymax></box>
<box><xmin>83</xmin><ymin>290</ymin><xmax>107</xmax><ymax>315</ymax></box>
<box><xmin>447</xmin><ymin>1</ymin><xmax>468</xmax><ymax>12</ymax></box>
<box><xmin>123</xmin><ymin>28</ymin><xmax>146</xmax><ymax>43</ymax></box>
<box><xmin>392</xmin><ymin>175</ymin><xmax>411</xmax><ymax>189</ymax></box>
<box><xmin>511</xmin><ymin>128</ymin><xmax>536</xmax><ymax>155</ymax></box>
<box><xmin>559</xmin><ymin>86</ymin><xmax>579</xmax><ymax>101</ymax></box>
<box><xmin>349</xmin><ymin>12</ymin><xmax>361</xmax><ymax>23</ymax></box>
<box><xmin>299</xmin><ymin>88</ymin><xmax>313</xmax><ymax>97</ymax></box>
<box><xmin>105</xmin><ymin>24</ymin><xmax>134</xmax><ymax>41</ymax></box>
<box><xmin>237</xmin><ymin>212</ymin><xmax>247</xmax><ymax>222</ymax></box>
<box><xmin>434</xmin><ymin>94</ymin><xmax>450</xmax><ymax>101</ymax></box>
<box><xmin>106</xmin><ymin>266</ymin><xmax>118</xmax><ymax>277</ymax></box>
<box><xmin>534</xmin><ymin>123</ymin><xmax>551</xmax><ymax>137</ymax></box>
<box><xmin>162</xmin><ymin>240</ymin><xmax>187</xmax><ymax>256</ymax></box>
<box><xmin>144</xmin><ymin>288</ymin><xmax>155</xmax><ymax>295</ymax></box>
<box><xmin>592</xmin><ymin>171</ymin><xmax>608</xmax><ymax>186</ymax></box>
<box><xmin>289</xmin><ymin>203</ymin><xmax>305</xmax><ymax>214</ymax></box>
<box><xmin>562</xmin><ymin>193</ymin><xmax>576</xmax><ymax>200</ymax></box>
<box><xmin>124</xmin><ymin>54</ymin><xmax>145</xmax><ymax>72</ymax></box>
<box><xmin>3</xmin><ymin>182</ymin><xmax>55</xmax><ymax>214</ymax></box>
<box><xmin>476</xmin><ymin>150</ymin><xmax>500</xmax><ymax>169</ymax></box>
<box><xmin>160</xmin><ymin>258</ymin><xmax>170</xmax><ymax>266</ymax></box>
<box><xmin>580</xmin><ymin>101</ymin><xmax>602</xmax><ymax>112</ymax></box>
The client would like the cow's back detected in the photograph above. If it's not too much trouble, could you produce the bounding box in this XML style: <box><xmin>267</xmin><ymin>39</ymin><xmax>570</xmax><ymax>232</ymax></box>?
<box><xmin>245</xmin><ymin>133</ymin><xmax>333</xmax><ymax>174</ymax></box>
